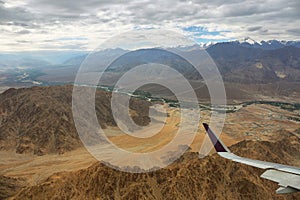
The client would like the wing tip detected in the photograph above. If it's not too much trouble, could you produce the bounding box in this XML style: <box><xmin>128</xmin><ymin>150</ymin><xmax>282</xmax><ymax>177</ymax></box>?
<box><xmin>203</xmin><ymin>123</ymin><xmax>209</xmax><ymax>131</ymax></box>
<box><xmin>202</xmin><ymin>123</ymin><xmax>230</xmax><ymax>153</ymax></box>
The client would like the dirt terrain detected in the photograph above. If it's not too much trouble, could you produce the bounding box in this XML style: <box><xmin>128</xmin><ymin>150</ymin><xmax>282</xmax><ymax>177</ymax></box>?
<box><xmin>0</xmin><ymin>85</ymin><xmax>300</xmax><ymax>199</ymax></box>
<box><xmin>0</xmin><ymin>85</ymin><xmax>151</xmax><ymax>155</ymax></box>
<box><xmin>10</xmin><ymin>134</ymin><xmax>300</xmax><ymax>200</ymax></box>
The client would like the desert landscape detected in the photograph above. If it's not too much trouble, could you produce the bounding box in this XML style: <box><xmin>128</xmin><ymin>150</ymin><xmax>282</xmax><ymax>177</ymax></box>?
<box><xmin>0</xmin><ymin>85</ymin><xmax>299</xmax><ymax>199</ymax></box>
<box><xmin>1</xmin><ymin>0</ymin><xmax>300</xmax><ymax>198</ymax></box>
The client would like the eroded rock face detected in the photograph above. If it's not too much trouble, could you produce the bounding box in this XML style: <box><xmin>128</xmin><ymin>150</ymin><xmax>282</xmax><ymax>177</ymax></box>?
<box><xmin>0</xmin><ymin>175</ymin><xmax>27</xmax><ymax>199</ymax></box>
<box><xmin>0</xmin><ymin>85</ymin><xmax>150</xmax><ymax>155</ymax></box>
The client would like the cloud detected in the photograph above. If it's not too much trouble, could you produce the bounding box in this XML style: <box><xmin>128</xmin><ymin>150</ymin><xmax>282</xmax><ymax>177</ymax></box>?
<box><xmin>287</xmin><ymin>28</ymin><xmax>300</xmax><ymax>35</ymax></box>
<box><xmin>17</xmin><ymin>40</ymin><xmax>31</xmax><ymax>43</ymax></box>
<box><xmin>247</xmin><ymin>26</ymin><xmax>262</xmax><ymax>32</ymax></box>
<box><xmin>0</xmin><ymin>0</ymin><xmax>299</xmax><ymax>51</ymax></box>
<box><xmin>0</xmin><ymin>2</ymin><xmax>34</xmax><ymax>23</ymax></box>
<box><xmin>15</xmin><ymin>30</ymin><xmax>31</xmax><ymax>34</ymax></box>
<box><xmin>57</xmin><ymin>37</ymin><xmax>88</xmax><ymax>41</ymax></box>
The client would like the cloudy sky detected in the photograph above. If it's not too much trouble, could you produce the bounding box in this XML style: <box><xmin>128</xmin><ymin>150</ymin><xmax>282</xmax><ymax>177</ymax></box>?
<box><xmin>0</xmin><ymin>0</ymin><xmax>299</xmax><ymax>51</ymax></box>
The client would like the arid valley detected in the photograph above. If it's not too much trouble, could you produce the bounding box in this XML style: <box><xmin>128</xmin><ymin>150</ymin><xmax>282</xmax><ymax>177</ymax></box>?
<box><xmin>0</xmin><ymin>85</ymin><xmax>299</xmax><ymax>199</ymax></box>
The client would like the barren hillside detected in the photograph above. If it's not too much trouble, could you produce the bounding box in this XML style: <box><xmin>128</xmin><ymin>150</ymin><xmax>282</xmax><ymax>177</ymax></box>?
<box><xmin>12</xmin><ymin>131</ymin><xmax>300</xmax><ymax>200</ymax></box>
<box><xmin>0</xmin><ymin>85</ymin><xmax>150</xmax><ymax>155</ymax></box>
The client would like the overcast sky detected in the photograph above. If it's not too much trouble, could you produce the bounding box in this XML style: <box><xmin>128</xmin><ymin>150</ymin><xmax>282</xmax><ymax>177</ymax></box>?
<box><xmin>0</xmin><ymin>0</ymin><xmax>299</xmax><ymax>51</ymax></box>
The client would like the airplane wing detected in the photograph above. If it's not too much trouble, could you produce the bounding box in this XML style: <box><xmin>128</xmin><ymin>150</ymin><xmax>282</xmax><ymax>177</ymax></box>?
<box><xmin>202</xmin><ymin>123</ymin><xmax>300</xmax><ymax>194</ymax></box>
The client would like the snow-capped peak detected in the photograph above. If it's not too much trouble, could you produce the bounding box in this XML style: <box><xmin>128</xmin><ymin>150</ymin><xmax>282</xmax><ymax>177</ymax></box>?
<box><xmin>199</xmin><ymin>41</ymin><xmax>215</xmax><ymax>48</ymax></box>
<box><xmin>238</xmin><ymin>37</ymin><xmax>260</xmax><ymax>45</ymax></box>
<box><xmin>230</xmin><ymin>38</ymin><xmax>300</xmax><ymax>50</ymax></box>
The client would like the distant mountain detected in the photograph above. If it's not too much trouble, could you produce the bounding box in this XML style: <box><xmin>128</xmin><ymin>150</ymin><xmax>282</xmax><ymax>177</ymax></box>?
<box><xmin>165</xmin><ymin>38</ymin><xmax>300</xmax><ymax>51</ymax></box>
<box><xmin>0</xmin><ymin>54</ymin><xmax>51</xmax><ymax>68</ymax></box>
<box><xmin>2</xmin><ymin>40</ymin><xmax>300</xmax><ymax>88</ymax></box>
<box><xmin>110</xmin><ymin>45</ymin><xmax>300</xmax><ymax>84</ymax></box>
<box><xmin>34</xmin><ymin>45</ymin><xmax>300</xmax><ymax>100</ymax></box>
<box><xmin>229</xmin><ymin>37</ymin><xmax>300</xmax><ymax>50</ymax></box>
<box><xmin>63</xmin><ymin>48</ymin><xmax>127</xmax><ymax>70</ymax></box>
<box><xmin>0</xmin><ymin>51</ymin><xmax>88</xmax><ymax>68</ymax></box>
<box><xmin>206</xmin><ymin>44</ymin><xmax>300</xmax><ymax>83</ymax></box>
<box><xmin>0</xmin><ymin>39</ymin><xmax>299</xmax><ymax>69</ymax></box>
<box><xmin>104</xmin><ymin>48</ymin><xmax>201</xmax><ymax>80</ymax></box>
<box><xmin>167</xmin><ymin>43</ymin><xmax>215</xmax><ymax>52</ymax></box>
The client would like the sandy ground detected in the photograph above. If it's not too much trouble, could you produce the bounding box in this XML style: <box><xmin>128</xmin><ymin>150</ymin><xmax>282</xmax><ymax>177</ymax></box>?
<box><xmin>0</xmin><ymin>148</ymin><xmax>96</xmax><ymax>185</ymax></box>
<box><xmin>107</xmin><ymin>106</ymin><xmax>239</xmax><ymax>153</ymax></box>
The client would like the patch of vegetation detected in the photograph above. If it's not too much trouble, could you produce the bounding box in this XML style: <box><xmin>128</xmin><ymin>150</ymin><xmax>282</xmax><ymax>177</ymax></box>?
<box><xmin>288</xmin><ymin>116</ymin><xmax>300</xmax><ymax>122</ymax></box>
<box><xmin>163</xmin><ymin>98</ymin><xmax>178</xmax><ymax>104</ymax></box>
<box><xmin>225</xmin><ymin>109</ymin><xmax>236</xmax><ymax>113</ymax></box>
<box><xmin>242</xmin><ymin>101</ymin><xmax>300</xmax><ymax>112</ymax></box>
<box><xmin>169</xmin><ymin>103</ymin><xmax>179</xmax><ymax>108</ymax></box>
<box><xmin>133</xmin><ymin>90</ymin><xmax>152</xmax><ymax>98</ymax></box>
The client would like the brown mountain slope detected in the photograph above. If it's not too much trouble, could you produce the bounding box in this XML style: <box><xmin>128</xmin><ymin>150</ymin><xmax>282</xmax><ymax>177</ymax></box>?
<box><xmin>0</xmin><ymin>176</ymin><xmax>27</xmax><ymax>200</ymax></box>
<box><xmin>0</xmin><ymin>85</ymin><xmax>150</xmax><ymax>155</ymax></box>
<box><xmin>13</xmin><ymin>131</ymin><xmax>300</xmax><ymax>200</ymax></box>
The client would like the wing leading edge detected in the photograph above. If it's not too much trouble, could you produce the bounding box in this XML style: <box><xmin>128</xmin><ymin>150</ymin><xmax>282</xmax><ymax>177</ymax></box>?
<box><xmin>202</xmin><ymin>123</ymin><xmax>300</xmax><ymax>194</ymax></box>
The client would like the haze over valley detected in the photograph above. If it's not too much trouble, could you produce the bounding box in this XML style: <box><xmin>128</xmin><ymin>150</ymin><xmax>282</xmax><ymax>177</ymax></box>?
<box><xmin>1</xmin><ymin>39</ymin><xmax>300</xmax><ymax>103</ymax></box>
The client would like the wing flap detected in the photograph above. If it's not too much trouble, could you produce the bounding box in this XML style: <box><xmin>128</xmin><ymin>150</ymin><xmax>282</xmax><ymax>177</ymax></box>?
<box><xmin>276</xmin><ymin>187</ymin><xmax>299</xmax><ymax>194</ymax></box>
<box><xmin>261</xmin><ymin>170</ymin><xmax>300</xmax><ymax>193</ymax></box>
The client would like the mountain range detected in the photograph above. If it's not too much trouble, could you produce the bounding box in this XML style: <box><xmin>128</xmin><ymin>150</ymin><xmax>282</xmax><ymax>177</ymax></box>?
<box><xmin>56</xmin><ymin>39</ymin><xmax>300</xmax><ymax>85</ymax></box>
<box><xmin>11</xmin><ymin>130</ymin><xmax>300</xmax><ymax>200</ymax></box>
<box><xmin>0</xmin><ymin>39</ymin><xmax>300</xmax><ymax>102</ymax></box>
<box><xmin>232</xmin><ymin>37</ymin><xmax>300</xmax><ymax>50</ymax></box>
<box><xmin>0</xmin><ymin>85</ymin><xmax>299</xmax><ymax>199</ymax></box>
<box><xmin>0</xmin><ymin>38</ymin><xmax>299</xmax><ymax>68</ymax></box>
